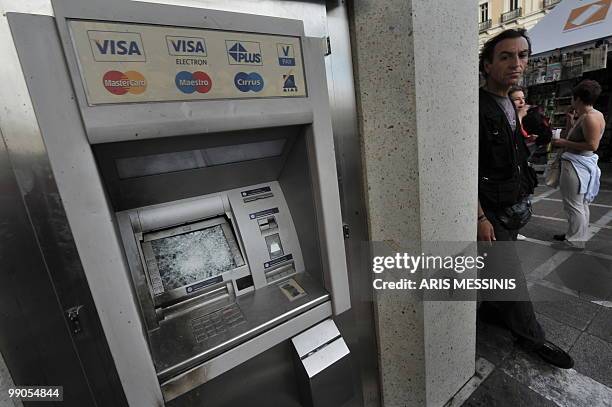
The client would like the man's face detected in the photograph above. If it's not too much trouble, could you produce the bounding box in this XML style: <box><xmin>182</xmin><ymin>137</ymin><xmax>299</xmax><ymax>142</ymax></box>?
<box><xmin>484</xmin><ymin>37</ymin><xmax>529</xmax><ymax>89</ymax></box>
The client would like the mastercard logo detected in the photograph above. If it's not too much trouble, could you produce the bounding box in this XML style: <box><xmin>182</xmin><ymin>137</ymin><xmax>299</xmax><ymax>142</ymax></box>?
<box><xmin>102</xmin><ymin>70</ymin><xmax>147</xmax><ymax>95</ymax></box>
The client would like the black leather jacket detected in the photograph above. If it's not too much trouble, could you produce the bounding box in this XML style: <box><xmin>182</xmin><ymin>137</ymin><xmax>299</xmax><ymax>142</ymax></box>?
<box><xmin>479</xmin><ymin>88</ymin><xmax>537</xmax><ymax>208</ymax></box>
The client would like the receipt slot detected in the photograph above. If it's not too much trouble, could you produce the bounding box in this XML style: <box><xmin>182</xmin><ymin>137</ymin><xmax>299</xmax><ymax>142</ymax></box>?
<box><xmin>4</xmin><ymin>0</ymin><xmax>354</xmax><ymax>404</ymax></box>
<box><xmin>292</xmin><ymin>320</ymin><xmax>354</xmax><ymax>407</ymax></box>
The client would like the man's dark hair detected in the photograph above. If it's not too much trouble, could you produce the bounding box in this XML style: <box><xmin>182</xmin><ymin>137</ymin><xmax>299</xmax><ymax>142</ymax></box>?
<box><xmin>479</xmin><ymin>29</ymin><xmax>532</xmax><ymax>78</ymax></box>
<box><xmin>509</xmin><ymin>86</ymin><xmax>525</xmax><ymax>96</ymax></box>
<box><xmin>572</xmin><ymin>79</ymin><xmax>602</xmax><ymax>105</ymax></box>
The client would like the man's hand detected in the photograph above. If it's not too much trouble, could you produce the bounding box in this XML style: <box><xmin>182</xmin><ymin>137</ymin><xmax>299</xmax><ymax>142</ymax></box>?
<box><xmin>477</xmin><ymin>219</ymin><xmax>496</xmax><ymax>241</ymax></box>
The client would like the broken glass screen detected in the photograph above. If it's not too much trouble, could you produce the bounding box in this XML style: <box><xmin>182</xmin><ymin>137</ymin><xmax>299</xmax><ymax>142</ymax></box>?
<box><xmin>150</xmin><ymin>225</ymin><xmax>238</xmax><ymax>291</ymax></box>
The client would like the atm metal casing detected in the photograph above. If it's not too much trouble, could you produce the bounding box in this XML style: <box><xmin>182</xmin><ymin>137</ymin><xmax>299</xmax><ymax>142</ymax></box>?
<box><xmin>3</xmin><ymin>0</ymin><xmax>353</xmax><ymax>404</ymax></box>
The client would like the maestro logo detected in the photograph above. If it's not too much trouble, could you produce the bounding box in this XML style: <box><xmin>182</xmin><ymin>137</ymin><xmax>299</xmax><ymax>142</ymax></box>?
<box><xmin>234</xmin><ymin>72</ymin><xmax>264</xmax><ymax>92</ymax></box>
<box><xmin>277</xmin><ymin>43</ymin><xmax>296</xmax><ymax>66</ymax></box>
<box><xmin>226</xmin><ymin>41</ymin><xmax>263</xmax><ymax>65</ymax></box>
<box><xmin>175</xmin><ymin>71</ymin><xmax>212</xmax><ymax>94</ymax></box>
<box><xmin>102</xmin><ymin>71</ymin><xmax>147</xmax><ymax>95</ymax></box>
<box><xmin>88</xmin><ymin>31</ymin><xmax>146</xmax><ymax>62</ymax></box>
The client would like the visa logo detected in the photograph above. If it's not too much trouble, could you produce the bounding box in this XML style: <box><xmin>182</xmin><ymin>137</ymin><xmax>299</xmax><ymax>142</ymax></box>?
<box><xmin>95</xmin><ymin>40</ymin><xmax>142</xmax><ymax>55</ymax></box>
<box><xmin>88</xmin><ymin>31</ymin><xmax>146</xmax><ymax>62</ymax></box>
<box><xmin>166</xmin><ymin>36</ymin><xmax>208</xmax><ymax>56</ymax></box>
<box><xmin>226</xmin><ymin>41</ymin><xmax>263</xmax><ymax>65</ymax></box>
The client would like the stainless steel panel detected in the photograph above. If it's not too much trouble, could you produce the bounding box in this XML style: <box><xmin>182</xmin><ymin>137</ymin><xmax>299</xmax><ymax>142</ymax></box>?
<box><xmin>302</xmin><ymin>36</ymin><xmax>351</xmax><ymax>315</ymax></box>
<box><xmin>2</xmin><ymin>11</ymin><xmax>164</xmax><ymax>406</ymax></box>
<box><xmin>93</xmin><ymin>127</ymin><xmax>298</xmax><ymax>211</ymax></box>
<box><xmin>0</xmin><ymin>9</ymin><xmax>127</xmax><ymax>406</ymax></box>
<box><xmin>327</xmin><ymin>2</ymin><xmax>380</xmax><ymax>405</ymax></box>
<box><xmin>279</xmin><ymin>127</ymin><xmax>325</xmax><ymax>284</ymax></box>
<box><xmin>293</xmin><ymin>320</ymin><xmax>354</xmax><ymax>407</ymax></box>
<box><xmin>161</xmin><ymin>299</ymin><xmax>333</xmax><ymax>402</ymax></box>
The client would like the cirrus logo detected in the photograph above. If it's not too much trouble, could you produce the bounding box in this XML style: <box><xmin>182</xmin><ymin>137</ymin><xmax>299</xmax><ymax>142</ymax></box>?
<box><xmin>102</xmin><ymin>70</ymin><xmax>147</xmax><ymax>95</ymax></box>
<box><xmin>234</xmin><ymin>72</ymin><xmax>264</xmax><ymax>92</ymax></box>
<box><xmin>175</xmin><ymin>71</ymin><xmax>212</xmax><ymax>94</ymax></box>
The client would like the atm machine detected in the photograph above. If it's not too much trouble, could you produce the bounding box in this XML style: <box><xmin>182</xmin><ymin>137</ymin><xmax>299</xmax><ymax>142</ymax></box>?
<box><xmin>1</xmin><ymin>0</ymin><xmax>359</xmax><ymax>405</ymax></box>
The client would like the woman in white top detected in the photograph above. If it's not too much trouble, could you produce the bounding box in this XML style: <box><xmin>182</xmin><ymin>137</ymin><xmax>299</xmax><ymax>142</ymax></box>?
<box><xmin>551</xmin><ymin>80</ymin><xmax>606</xmax><ymax>249</ymax></box>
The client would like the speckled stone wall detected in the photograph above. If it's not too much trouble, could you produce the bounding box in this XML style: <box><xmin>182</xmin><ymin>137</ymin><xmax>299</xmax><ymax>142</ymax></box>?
<box><xmin>350</xmin><ymin>0</ymin><xmax>478</xmax><ymax>405</ymax></box>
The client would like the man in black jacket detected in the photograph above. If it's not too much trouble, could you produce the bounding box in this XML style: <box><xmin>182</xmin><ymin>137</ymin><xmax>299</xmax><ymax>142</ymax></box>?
<box><xmin>478</xmin><ymin>29</ymin><xmax>573</xmax><ymax>369</ymax></box>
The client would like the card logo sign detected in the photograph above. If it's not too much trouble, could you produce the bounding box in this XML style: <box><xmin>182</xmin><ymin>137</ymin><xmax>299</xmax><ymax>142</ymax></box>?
<box><xmin>102</xmin><ymin>71</ymin><xmax>147</xmax><ymax>95</ymax></box>
<box><xmin>226</xmin><ymin>41</ymin><xmax>263</xmax><ymax>65</ymax></box>
<box><xmin>282</xmin><ymin>74</ymin><xmax>298</xmax><ymax>92</ymax></box>
<box><xmin>88</xmin><ymin>31</ymin><xmax>146</xmax><ymax>62</ymax></box>
<box><xmin>234</xmin><ymin>72</ymin><xmax>264</xmax><ymax>92</ymax></box>
<box><xmin>166</xmin><ymin>36</ymin><xmax>207</xmax><ymax>56</ymax></box>
<box><xmin>175</xmin><ymin>71</ymin><xmax>212</xmax><ymax>94</ymax></box>
<box><xmin>277</xmin><ymin>43</ymin><xmax>296</xmax><ymax>66</ymax></box>
<box><xmin>564</xmin><ymin>0</ymin><xmax>611</xmax><ymax>31</ymax></box>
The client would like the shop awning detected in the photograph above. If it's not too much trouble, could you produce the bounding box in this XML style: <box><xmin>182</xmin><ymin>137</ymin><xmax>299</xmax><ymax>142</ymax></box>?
<box><xmin>528</xmin><ymin>0</ymin><xmax>612</xmax><ymax>55</ymax></box>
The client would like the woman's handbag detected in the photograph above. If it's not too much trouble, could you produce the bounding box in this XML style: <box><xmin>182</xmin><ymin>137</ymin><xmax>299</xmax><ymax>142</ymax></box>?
<box><xmin>544</xmin><ymin>149</ymin><xmax>561</xmax><ymax>188</ymax></box>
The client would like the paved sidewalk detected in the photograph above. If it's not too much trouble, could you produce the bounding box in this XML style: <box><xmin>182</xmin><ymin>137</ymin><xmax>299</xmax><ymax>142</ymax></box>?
<box><xmin>462</xmin><ymin>177</ymin><xmax>612</xmax><ymax>407</ymax></box>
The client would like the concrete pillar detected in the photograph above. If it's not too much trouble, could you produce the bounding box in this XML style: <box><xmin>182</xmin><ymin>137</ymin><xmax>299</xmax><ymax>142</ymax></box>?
<box><xmin>349</xmin><ymin>1</ymin><xmax>478</xmax><ymax>406</ymax></box>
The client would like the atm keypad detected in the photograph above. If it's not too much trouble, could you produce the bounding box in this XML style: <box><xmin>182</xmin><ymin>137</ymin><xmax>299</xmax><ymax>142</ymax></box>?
<box><xmin>191</xmin><ymin>304</ymin><xmax>246</xmax><ymax>343</ymax></box>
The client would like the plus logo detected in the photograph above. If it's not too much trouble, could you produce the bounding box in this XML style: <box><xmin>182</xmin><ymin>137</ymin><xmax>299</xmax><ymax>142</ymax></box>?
<box><xmin>226</xmin><ymin>41</ymin><xmax>263</xmax><ymax>65</ymax></box>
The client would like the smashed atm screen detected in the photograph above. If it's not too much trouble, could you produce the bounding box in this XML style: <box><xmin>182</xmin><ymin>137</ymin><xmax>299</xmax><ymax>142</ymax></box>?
<box><xmin>151</xmin><ymin>225</ymin><xmax>238</xmax><ymax>291</ymax></box>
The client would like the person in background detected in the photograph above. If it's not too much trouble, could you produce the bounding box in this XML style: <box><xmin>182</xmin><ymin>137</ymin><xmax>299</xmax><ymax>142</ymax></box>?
<box><xmin>552</xmin><ymin>80</ymin><xmax>605</xmax><ymax>250</ymax></box>
<box><xmin>509</xmin><ymin>86</ymin><xmax>532</xmax><ymax>241</ymax></box>
<box><xmin>509</xmin><ymin>86</ymin><xmax>530</xmax><ymax>139</ymax></box>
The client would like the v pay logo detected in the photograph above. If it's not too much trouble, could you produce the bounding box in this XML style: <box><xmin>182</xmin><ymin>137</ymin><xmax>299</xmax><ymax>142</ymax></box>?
<box><xmin>88</xmin><ymin>31</ymin><xmax>146</xmax><ymax>62</ymax></box>
<box><xmin>277</xmin><ymin>43</ymin><xmax>296</xmax><ymax>66</ymax></box>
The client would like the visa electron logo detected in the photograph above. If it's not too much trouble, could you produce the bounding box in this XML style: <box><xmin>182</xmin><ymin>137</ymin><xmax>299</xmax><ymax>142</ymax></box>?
<box><xmin>234</xmin><ymin>72</ymin><xmax>264</xmax><ymax>92</ymax></box>
<box><xmin>166</xmin><ymin>36</ymin><xmax>207</xmax><ymax>56</ymax></box>
<box><xmin>226</xmin><ymin>41</ymin><xmax>263</xmax><ymax>65</ymax></box>
<box><xmin>175</xmin><ymin>71</ymin><xmax>212</xmax><ymax>94</ymax></box>
<box><xmin>277</xmin><ymin>43</ymin><xmax>296</xmax><ymax>66</ymax></box>
<box><xmin>103</xmin><ymin>71</ymin><xmax>147</xmax><ymax>95</ymax></box>
<box><xmin>88</xmin><ymin>31</ymin><xmax>146</xmax><ymax>62</ymax></box>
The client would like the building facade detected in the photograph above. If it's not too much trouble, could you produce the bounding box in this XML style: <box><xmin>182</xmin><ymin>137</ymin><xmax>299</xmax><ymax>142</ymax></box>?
<box><xmin>479</xmin><ymin>0</ymin><xmax>562</xmax><ymax>48</ymax></box>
